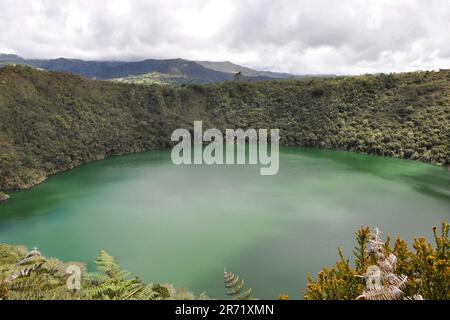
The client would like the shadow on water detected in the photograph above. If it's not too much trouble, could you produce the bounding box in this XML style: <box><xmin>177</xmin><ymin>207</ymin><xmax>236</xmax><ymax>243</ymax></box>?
<box><xmin>411</xmin><ymin>184</ymin><xmax>450</xmax><ymax>203</ymax></box>
<box><xmin>283</xmin><ymin>147</ymin><xmax>450</xmax><ymax>204</ymax></box>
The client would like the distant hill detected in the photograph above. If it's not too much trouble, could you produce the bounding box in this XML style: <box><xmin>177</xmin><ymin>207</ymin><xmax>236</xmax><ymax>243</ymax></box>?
<box><xmin>0</xmin><ymin>53</ymin><xmax>308</xmax><ymax>84</ymax></box>
<box><xmin>196</xmin><ymin>60</ymin><xmax>294</xmax><ymax>79</ymax></box>
<box><xmin>0</xmin><ymin>53</ymin><xmax>23</xmax><ymax>63</ymax></box>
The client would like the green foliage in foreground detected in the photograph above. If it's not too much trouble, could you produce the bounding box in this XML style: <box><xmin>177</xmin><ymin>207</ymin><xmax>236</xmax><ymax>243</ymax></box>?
<box><xmin>0</xmin><ymin>245</ymin><xmax>199</xmax><ymax>300</ymax></box>
<box><xmin>1</xmin><ymin>222</ymin><xmax>448</xmax><ymax>300</ymax></box>
<box><xmin>305</xmin><ymin>222</ymin><xmax>449</xmax><ymax>300</ymax></box>
<box><xmin>0</xmin><ymin>66</ymin><xmax>449</xmax><ymax>194</ymax></box>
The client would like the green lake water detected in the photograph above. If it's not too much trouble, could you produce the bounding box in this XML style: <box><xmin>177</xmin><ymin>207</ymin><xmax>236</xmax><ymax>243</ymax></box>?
<box><xmin>0</xmin><ymin>147</ymin><xmax>449</xmax><ymax>299</ymax></box>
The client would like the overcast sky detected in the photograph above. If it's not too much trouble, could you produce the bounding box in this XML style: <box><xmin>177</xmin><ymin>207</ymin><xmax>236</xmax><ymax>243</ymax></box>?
<box><xmin>0</xmin><ymin>0</ymin><xmax>449</xmax><ymax>75</ymax></box>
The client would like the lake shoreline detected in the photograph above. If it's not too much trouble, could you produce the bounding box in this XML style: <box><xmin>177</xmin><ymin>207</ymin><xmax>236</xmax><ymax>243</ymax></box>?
<box><xmin>1</xmin><ymin>144</ymin><xmax>447</xmax><ymax>201</ymax></box>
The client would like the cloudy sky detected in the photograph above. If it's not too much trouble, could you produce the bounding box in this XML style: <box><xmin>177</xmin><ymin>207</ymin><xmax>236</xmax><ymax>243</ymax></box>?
<box><xmin>0</xmin><ymin>0</ymin><xmax>449</xmax><ymax>75</ymax></box>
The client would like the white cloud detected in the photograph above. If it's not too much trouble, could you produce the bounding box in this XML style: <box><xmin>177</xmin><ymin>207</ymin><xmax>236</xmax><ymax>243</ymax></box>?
<box><xmin>0</xmin><ymin>0</ymin><xmax>449</xmax><ymax>74</ymax></box>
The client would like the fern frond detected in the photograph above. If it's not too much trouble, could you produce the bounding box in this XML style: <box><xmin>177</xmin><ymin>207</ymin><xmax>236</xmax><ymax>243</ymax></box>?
<box><xmin>223</xmin><ymin>269</ymin><xmax>253</xmax><ymax>300</ymax></box>
<box><xmin>226</xmin><ymin>280</ymin><xmax>244</xmax><ymax>295</ymax></box>
<box><xmin>225</xmin><ymin>275</ymin><xmax>240</xmax><ymax>288</ymax></box>
<box><xmin>404</xmin><ymin>294</ymin><xmax>424</xmax><ymax>300</ymax></box>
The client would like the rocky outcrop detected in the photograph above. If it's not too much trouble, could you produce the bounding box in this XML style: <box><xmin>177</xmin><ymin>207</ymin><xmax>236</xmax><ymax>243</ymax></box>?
<box><xmin>0</xmin><ymin>191</ymin><xmax>10</xmax><ymax>203</ymax></box>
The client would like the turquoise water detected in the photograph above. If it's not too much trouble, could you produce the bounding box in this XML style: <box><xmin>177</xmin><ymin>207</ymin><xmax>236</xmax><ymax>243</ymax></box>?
<box><xmin>0</xmin><ymin>147</ymin><xmax>449</xmax><ymax>299</ymax></box>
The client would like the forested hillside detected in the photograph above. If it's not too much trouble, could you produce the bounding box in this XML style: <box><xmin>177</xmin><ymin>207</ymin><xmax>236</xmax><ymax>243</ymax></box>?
<box><xmin>0</xmin><ymin>65</ymin><xmax>449</xmax><ymax>194</ymax></box>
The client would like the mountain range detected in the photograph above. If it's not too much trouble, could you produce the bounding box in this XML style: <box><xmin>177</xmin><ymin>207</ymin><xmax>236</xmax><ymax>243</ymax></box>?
<box><xmin>0</xmin><ymin>53</ymin><xmax>313</xmax><ymax>85</ymax></box>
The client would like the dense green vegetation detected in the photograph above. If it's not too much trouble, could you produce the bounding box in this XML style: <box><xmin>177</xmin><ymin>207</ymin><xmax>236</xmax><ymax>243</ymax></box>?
<box><xmin>0</xmin><ymin>243</ymin><xmax>199</xmax><ymax>300</ymax></box>
<box><xmin>305</xmin><ymin>222</ymin><xmax>449</xmax><ymax>300</ymax></box>
<box><xmin>0</xmin><ymin>65</ymin><xmax>449</xmax><ymax>196</ymax></box>
<box><xmin>1</xmin><ymin>222</ymin><xmax>448</xmax><ymax>300</ymax></box>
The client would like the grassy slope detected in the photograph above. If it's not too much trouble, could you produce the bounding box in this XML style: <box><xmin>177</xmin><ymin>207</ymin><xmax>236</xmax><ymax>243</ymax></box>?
<box><xmin>0</xmin><ymin>65</ymin><xmax>449</xmax><ymax>192</ymax></box>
